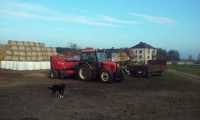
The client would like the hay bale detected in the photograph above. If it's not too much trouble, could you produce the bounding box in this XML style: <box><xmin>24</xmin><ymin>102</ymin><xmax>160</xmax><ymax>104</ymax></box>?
<box><xmin>16</xmin><ymin>41</ymin><xmax>24</xmax><ymax>46</ymax></box>
<box><xmin>26</xmin><ymin>57</ymin><xmax>32</xmax><ymax>61</ymax></box>
<box><xmin>29</xmin><ymin>42</ymin><xmax>35</xmax><ymax>46</ymax></box>
<box><xmin>46</xmin><ymin>52</ymin><xmax>52</xmax><ymax>57</ymax></box>
<box><xmin>18</xmin><ymin>45</ymin><xmax>25</xmax><ymax>51</ymax></box>
<box><xmin>26</xmin><ymin>51</ymin><xmax>32</xmax><ymax>57</ymax></box>
<box><xmin>18</xmin><ymin>51</ymin><xmax>26</xmax><ymax>57</ymax></box>
<box><xmin>8</xmin><ymin>40</ymin><xmax>17</xmax><ymax>46</ymax></box>
<box><xmin>12</xmin><ymin>56</ymin><xmax>19</xmax><ymax>61</ymax></box>
<box><xmin>9</xmin><ymin>45</ymin><xmax>18</xmax><ymax>50</ymax></box>
<box><xmin>25</xmin><ymin>46</ymin><xmax>32</xmax><ymax>51</ymax></box>
<box><xmin>45</xmin><ymin>56</ymin><xmax>50</xmax><ymax>60</ymax></box>
<box><xmin>35</xmin><ymin>43</ymin><xmax>40</xmax><ymax>47</ymax></box>
<box><xmin>41</xmin><ymin>48</ymin><xmax>46</xmax><ymax>52</ymax></box>
<box><xmin>37</xmin><ymin>52</ymin><xmax>43</xmax><ymax>57</ymax></box>
<box><xmin>4</xmin><ymin>56</ymin><xmax>12</xmax><ymax>61</ymax></box>
<box><xmin>33</xmin><ymin>42</ymin><xmax>38</xmax><ymax>47</ymax></box>
<box><xmin>13</xmin><ymin>51</ymin><xmax>20</xmax><ymax>56</ymax></box>
<box><xmin>31</xmin><ymin>56</ymin><xmax>37</xmax><ymax>61</ymax></box>
<box><xmin>31</xmin><ymin>46</ymin><xmax>37</xmax><ymax>51</ymax></box>
<box><xmin>5</xmin><ymin>50</ymin><xmax>12</xmax><ymax>56</ymax></box>
<box><xmin>23</xmin><ymin>41</ymin><xmax>29</xmax><ymax>46</ymax></box>
<box><xmin>39</xmin><ymin>42</ymin><xmax>45</xmax><ymax>47</ymax></box>
<box><xmin>19</xmin><ymin>56</ymin><xmax>26</xmax><ymax>61</ymax></box>
<box><xmin>38</xmin><ymin>56</ymin><xmax>43</xmax><ymax>61</ymax></box>
<box><xmin>0</xmin><ymin>49</ymin><xmax>5</xmax><ymax>60</ymax></box>
<box><xmin>41</xmin><ymin>51</ymin><xmax>46</xmax><ymax>57</ymax></box>
<box><xmin>35</xmin><ymin>47</ymin><xmax>41</xmax><ymax>52</ymax></box>
<box><xmin>46</xmin><ymin>48</ymin><xmax>52</xmax><ymax>52</ymax></box>
<box><xmin>31</xmin><ymin>52</ymin><xmax>37</xmax><ymax>56</ymax></box>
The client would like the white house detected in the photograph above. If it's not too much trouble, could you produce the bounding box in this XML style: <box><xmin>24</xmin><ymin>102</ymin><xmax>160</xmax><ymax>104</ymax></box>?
<box><xmin>129</xmin><ymin>42</ymin><xmax>157</xmax><ymax>64</ymax></box>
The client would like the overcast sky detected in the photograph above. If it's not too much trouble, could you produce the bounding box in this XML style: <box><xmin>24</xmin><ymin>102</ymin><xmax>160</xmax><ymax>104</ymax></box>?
<box><xmin>0</xmin><ymin>0</ymin><xmax>199</xmax><ymax>59</ymax></box>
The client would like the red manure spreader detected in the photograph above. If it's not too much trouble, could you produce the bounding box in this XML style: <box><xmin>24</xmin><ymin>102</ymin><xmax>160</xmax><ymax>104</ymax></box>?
<box><xmin>49</xmin><ymin>48</ymin><xmax>124</xmax><ymax>83</ymax></box>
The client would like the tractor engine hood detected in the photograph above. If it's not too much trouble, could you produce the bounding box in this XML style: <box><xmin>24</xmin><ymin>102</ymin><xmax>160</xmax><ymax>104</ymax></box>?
<box><xmin>100</xmin><ymin>61</ymin><xmax>117</xmax><ymax>72</ymax></box>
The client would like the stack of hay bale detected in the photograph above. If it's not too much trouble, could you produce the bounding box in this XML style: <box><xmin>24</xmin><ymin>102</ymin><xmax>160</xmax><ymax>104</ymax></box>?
<box><xmin>4</xmin><ymin>40</ymin><xmax>57</xmax><ymax>61</ymax></box>
<box><xmin>0</xmin><ymin>44</ymin><xmax>5</xmax><ymax>61</ymax></box>
<box><xmin>0</xmin><ymin>40</ymin><xmax>57</xmax><ymax>70</ymax></box>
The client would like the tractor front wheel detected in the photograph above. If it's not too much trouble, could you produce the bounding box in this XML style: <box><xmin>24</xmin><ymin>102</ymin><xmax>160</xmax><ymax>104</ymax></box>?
<box><xmin>100</xmin><ymin>71</ymin><xmax>112</xmax><ymax>83</ymax></box>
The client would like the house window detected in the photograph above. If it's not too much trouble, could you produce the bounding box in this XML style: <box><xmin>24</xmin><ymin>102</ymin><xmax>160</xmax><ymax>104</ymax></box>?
<box><xmin>139</xmin><ymin>55</ymin><xmax>142</xmax><ymax>59</ymax></box>
<box><xmin>139</xmin><ymin>50</ymin><xmax>142</xmax><ymax>54</ymax></box>
<box><xmin>147</xmin><ymin>56</ymin><xmax>150</xmax><ymax>59</ymax></box>
<box><xmin>135</xmin><ymin>50</ymin><xmax>137</xmax><ymax>53</ymax></box>
<box><xmin>152</xmin><ymin>50</ymin><xmax>155</xmax><ymax>54</ymax></box>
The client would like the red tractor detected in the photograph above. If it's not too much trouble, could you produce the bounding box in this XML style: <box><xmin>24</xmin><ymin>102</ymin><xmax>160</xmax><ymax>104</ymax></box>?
<box><xmin>49</xmin><ymin>48</ymin><xmax>124</xmax><ymax>83</ymax></box>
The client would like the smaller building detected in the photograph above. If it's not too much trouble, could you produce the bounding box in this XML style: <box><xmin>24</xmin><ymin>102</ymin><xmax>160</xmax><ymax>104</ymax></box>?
<box><xmin>129</xmin><ymin>42</ymin><xmax>157</xmax><ymax>64</ymax></box>
<box><xmin>105</xmin><ymin>48</ymin><xmax>130</xmax><ymax>62</ymax></box>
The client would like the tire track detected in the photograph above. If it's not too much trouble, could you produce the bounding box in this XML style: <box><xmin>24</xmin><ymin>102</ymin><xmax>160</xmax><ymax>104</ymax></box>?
<box><xmin>167</xmin><ymin>69</ymin><xmax>200</xmax><ymax>83</ymax></box>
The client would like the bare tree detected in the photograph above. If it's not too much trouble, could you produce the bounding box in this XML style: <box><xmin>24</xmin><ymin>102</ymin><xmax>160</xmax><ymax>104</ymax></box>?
<box><xmin>197</xmin><ymin>53</ymin><xmax>200</xmax><ymax>63</ymax></box>
<box><xmin>157</xmin><ymin>48</ymin><xmax>167</xmax><ymax>60</ymax></box>
<box><xmin>68</xmin><ymin>42</ymin><xmax>79</xmax><ymax>49</ymax></box>
<box><xmin>167</xmin><ymin>50</ymin><xmax>180</xmax><ymax>61</ymax></box>
<box><xmin>188</xmin><ymin>55</ymin><xmax>193</xmax><ymax>61</ymax></box>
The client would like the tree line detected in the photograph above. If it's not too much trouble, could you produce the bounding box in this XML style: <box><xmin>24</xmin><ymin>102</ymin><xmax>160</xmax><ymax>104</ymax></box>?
<box><xmin>157</xmin><ymin>48</ymin><xmax>180</xmax><ymax>61</ymax></box>
<box><xmin>157</xmin><ymin>49</ymin><xmax>200</xmax><ymax>63</ymax></box>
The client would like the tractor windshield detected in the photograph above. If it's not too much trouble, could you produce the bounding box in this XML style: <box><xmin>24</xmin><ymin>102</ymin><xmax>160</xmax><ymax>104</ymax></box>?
<box><xmin>97</xmin><ymin>52</ymin><xmax>107</xmax><ymax>61</ymax></box>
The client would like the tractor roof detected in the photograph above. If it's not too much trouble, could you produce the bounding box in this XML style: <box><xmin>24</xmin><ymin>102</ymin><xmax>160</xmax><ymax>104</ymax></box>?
<box><xmin>81</xmin><ymin>48</ymin><xmax>96</xmax><ymax>52</ymax></box>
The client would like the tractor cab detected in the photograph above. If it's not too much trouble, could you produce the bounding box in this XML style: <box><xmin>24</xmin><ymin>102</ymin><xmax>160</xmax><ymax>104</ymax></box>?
<box><xmin>80</xmin><ymin>48</ymin><xmax>107</xmax><ymax>62</ymax></box>
<box><xmin>78</xmin><ymin>48</ymin><xmax>123</xmax><ymax>82</ymax></box>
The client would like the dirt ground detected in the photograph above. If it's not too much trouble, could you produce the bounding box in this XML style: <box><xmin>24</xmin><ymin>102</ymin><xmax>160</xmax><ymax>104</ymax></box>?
<box><xmin>0</xmin><ymin>70</ymin><xmax>200</xmax><ymax>120</ymax></box>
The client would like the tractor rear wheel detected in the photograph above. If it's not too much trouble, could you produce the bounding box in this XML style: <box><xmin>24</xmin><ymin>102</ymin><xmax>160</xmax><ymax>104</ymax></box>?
<box><xmin>100</xmin><ymin>71</ymin><xmax>112</xmax><ymax>83</ymax></box>
<box><xmin>79</xmin><ymin>64</ymin><xmax>93</xmax><ymax>81</ymax></box>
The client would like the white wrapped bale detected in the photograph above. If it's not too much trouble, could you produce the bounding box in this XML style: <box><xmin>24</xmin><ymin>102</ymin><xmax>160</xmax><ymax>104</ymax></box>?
<box><xmin>12</xmin><ymin>61</ymin><xmax>17</xmax><ymax>70</ymax></box>
<box><xmin>8</xmin><ymin>61</ymin><xmax>13</xmax><ymax>69</ymax></box>
<box><xmin>1</xmin><ymin>61</ymin><xmax>6</xmax><ymax>69</ymax></box>
<box><xmin>39</xmin><ymin>62</ymin><xmax>45</xmax><ymax>69</ymax></box>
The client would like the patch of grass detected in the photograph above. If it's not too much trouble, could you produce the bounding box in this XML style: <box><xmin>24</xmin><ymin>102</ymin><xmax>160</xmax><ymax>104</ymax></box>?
<box><xmin>168</xmin><ymin>64</ymin><xmax>200</xmax><ymax>76</ymax></box>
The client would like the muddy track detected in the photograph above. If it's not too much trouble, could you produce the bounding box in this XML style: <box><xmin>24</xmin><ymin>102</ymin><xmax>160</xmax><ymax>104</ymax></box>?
<box><xmin>0</xmin><ymin>70</ymin><xmax>200</xmax><ymax>120</ymax></box>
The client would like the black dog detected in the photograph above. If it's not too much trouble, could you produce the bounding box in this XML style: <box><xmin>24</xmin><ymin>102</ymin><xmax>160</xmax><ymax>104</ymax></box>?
<box><xmin>48</xmin><ymin>84</ymin><xmax>66</xmax><ymax>98</ymax></box>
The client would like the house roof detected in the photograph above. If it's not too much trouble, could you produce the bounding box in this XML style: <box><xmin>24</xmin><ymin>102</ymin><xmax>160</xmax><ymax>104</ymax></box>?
<box><xmin>131</xmin><ymin>42</ymin><xmax>155</xmax><ymax>49</ymax></box>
